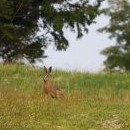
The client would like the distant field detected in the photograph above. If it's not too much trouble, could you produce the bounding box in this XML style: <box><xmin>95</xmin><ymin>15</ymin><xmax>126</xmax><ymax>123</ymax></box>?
<box><xmin>0</xmin><ymin>64</ymin><xmax>130</xmax><ymax>130</ymax></box>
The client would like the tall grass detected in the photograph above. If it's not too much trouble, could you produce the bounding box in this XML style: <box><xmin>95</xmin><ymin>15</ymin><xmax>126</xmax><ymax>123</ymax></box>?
<box><xmin>0</xmin><ymin>64</ymin><xmax>130</xmax><ymax>130</ymax></box>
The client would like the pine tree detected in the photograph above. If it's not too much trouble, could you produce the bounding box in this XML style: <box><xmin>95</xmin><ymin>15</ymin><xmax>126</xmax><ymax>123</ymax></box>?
<box><xmin>0</xmin><ymin>0</ymin><xmax>102</xmax><ymax>63</ymax></box>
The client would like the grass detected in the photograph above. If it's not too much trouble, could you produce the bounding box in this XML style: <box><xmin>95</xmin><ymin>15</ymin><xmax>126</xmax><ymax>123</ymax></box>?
<box><xmin>0</xmin><ymin>64</ymin><xmax>130</xmax><ymax>130</ymax></box>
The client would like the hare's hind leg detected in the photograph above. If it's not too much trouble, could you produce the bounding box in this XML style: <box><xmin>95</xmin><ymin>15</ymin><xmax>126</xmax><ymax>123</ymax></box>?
<box><xmin>50</xmin><ymin>91</ymin><xmax>57</xmax><ymax>99</ymax></box>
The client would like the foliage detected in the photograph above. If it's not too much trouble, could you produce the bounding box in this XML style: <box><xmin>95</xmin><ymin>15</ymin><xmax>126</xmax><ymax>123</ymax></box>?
<box><xmin>0</xmin><ymin>0</ymin><xmax>102</xmax><ymax>63</ymax></box>
<box><xmin>98</xmin><ymin>0</ymin><xmax>130</xmax><ymax>71</ymax></box>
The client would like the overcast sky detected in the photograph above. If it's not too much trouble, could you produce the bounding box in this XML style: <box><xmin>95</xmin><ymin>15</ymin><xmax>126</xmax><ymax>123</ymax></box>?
<box><xmin>39</xmin><ymin>1</ymin><xmax>114</xmax><ymax>72</ymax></box>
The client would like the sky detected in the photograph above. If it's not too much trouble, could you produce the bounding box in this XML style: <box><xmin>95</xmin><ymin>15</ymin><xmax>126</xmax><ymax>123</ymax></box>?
<box><xmin>38</xmin><ymin>1</ymin><xmax>114</xmax><ymax>72</ymax></box>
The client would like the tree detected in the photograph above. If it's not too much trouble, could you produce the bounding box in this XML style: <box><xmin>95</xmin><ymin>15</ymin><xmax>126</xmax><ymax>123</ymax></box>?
<box><xmin>98</xmin><ymin>0</ymin><xmax>130</xmax><ymax>71</ymax></box>
<box><xmin>0</xmin><ymin>0</ymin><xmax>102</xmax><ymax>63</ymax></box>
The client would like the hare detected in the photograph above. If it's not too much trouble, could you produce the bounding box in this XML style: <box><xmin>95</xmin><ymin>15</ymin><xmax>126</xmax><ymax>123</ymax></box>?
<box><xmin>43</xmin><ymin>66</ymin><xmax>64</xmax><ymax>98</ymax></box>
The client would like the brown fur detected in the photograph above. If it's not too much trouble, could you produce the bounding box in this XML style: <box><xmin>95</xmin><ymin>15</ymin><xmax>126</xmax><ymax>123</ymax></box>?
<box><xmin>43</xmin><ymin>66</ymin><xmax>64</xmax><ymax>98</ymax></box>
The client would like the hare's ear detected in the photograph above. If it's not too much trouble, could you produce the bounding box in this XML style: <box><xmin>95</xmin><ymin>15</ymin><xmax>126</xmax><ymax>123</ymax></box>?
<box><xmin>49</xmin><ymin>66</ymin><xmax>52</xmax><ymax>73</ymax></box>
<box><xmin>44</xmin><ymin>66</ymin><xmax>47</xmax><ymax>73</ymax></box>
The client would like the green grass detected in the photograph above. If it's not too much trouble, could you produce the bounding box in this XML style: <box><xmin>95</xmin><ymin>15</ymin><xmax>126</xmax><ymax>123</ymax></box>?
<box><xmin>0</xmin><ymin>64</ymin><xmax>130</xmax><ymax>130</ymax></box>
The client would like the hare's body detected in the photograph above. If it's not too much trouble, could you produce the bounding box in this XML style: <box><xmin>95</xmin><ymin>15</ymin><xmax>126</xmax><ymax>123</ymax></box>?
<box><xmin>43</xmin><ymin>66</ymin><xmax>64</xmax><ymax>98</ymax></box>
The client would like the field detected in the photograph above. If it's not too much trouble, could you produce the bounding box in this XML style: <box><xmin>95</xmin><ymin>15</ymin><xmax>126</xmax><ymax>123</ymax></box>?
<box><xmin>0</xmin><ymin>64</ymin><xmax>130</xmax><ymax>130</ymax></box>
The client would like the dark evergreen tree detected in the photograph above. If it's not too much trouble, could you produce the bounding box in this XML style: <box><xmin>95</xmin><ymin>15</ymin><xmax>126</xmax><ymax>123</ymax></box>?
<box><xmin>0</xmin><ymin>0</ymin><xmax>102</xmax><ymax>63</ymax></box>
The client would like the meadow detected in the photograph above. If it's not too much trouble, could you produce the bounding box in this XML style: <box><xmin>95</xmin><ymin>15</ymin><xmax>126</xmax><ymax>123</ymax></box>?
<box><xmin>0</xmin><ymin>64</ymin><xmax>130</xmax><ymax>130</ymax></box>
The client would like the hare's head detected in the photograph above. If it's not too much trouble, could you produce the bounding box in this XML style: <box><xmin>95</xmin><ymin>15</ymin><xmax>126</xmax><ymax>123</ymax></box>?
<box><xmin>43</xmin><ymin>66</ymin><xmax>52</xmax><ymax>83</ymax></box>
